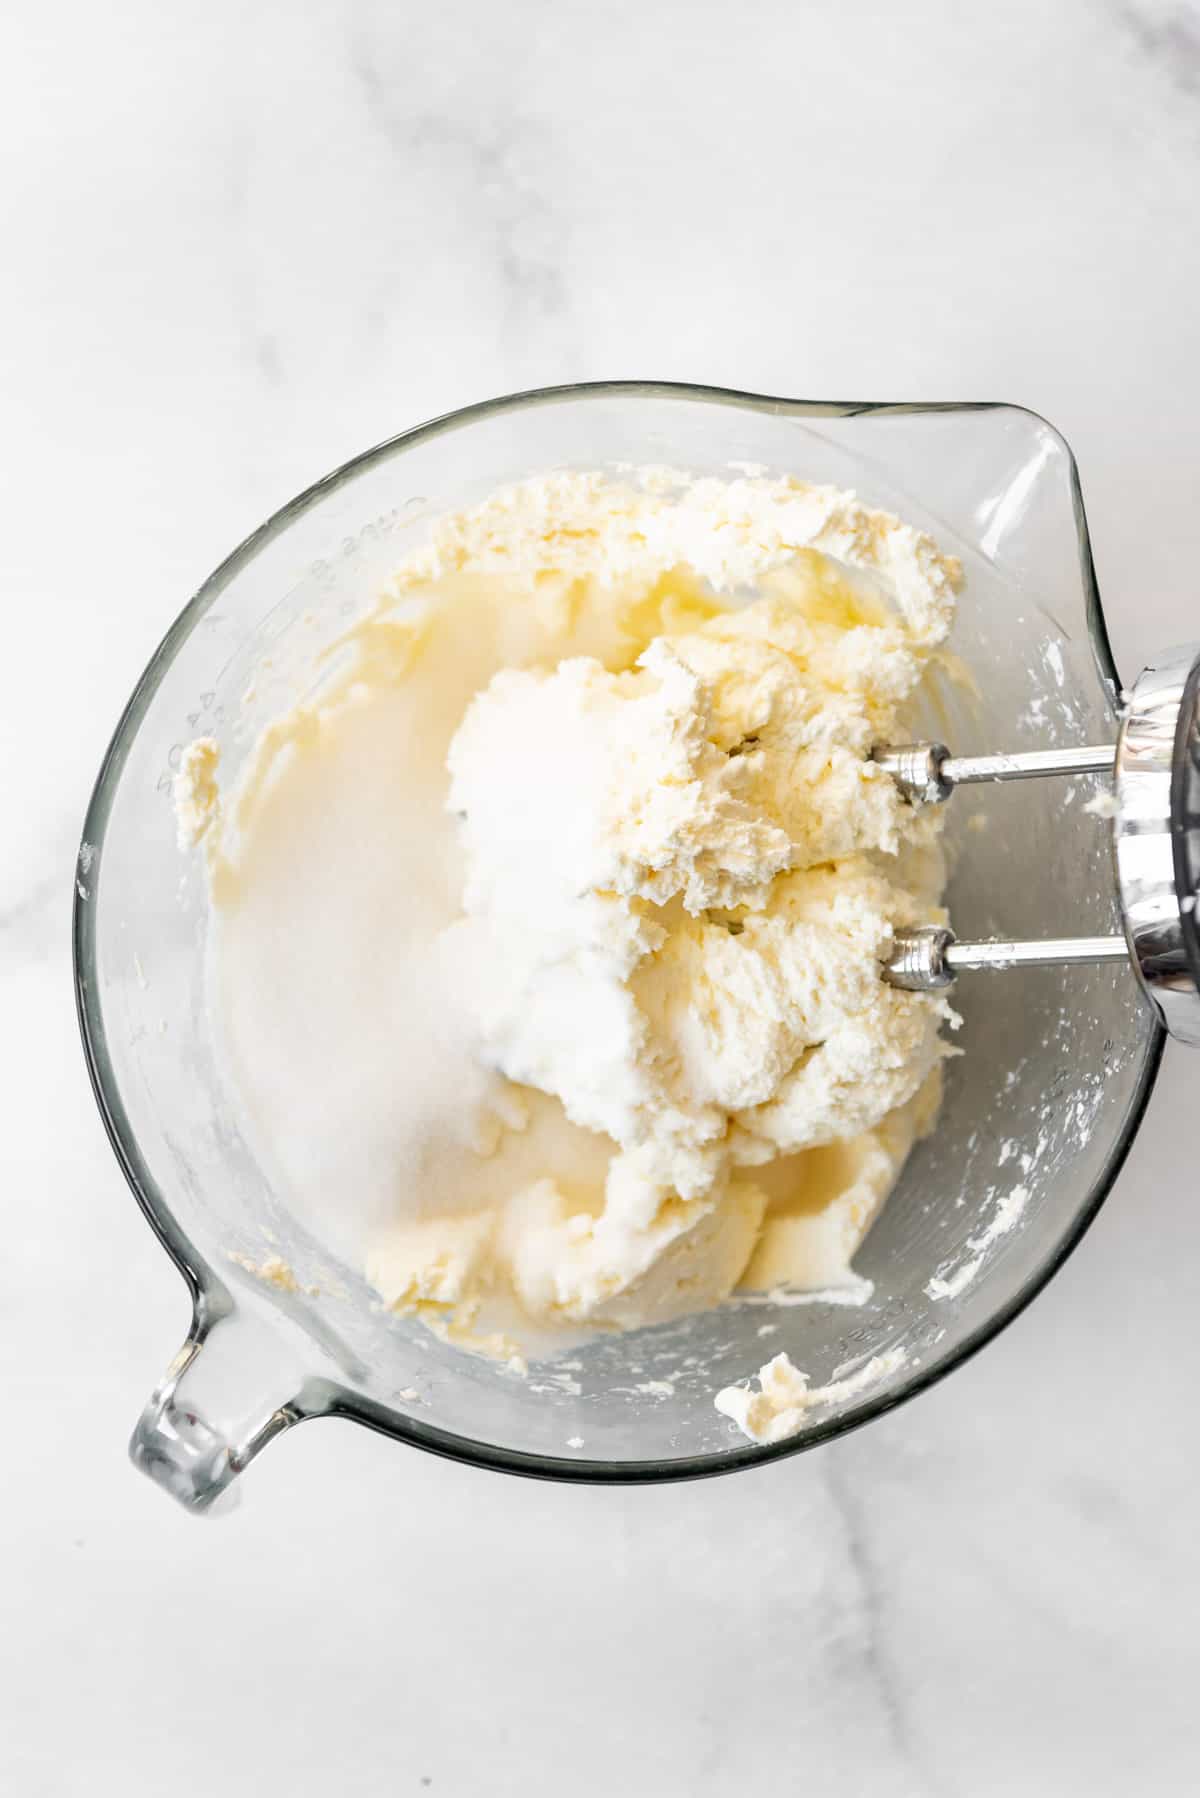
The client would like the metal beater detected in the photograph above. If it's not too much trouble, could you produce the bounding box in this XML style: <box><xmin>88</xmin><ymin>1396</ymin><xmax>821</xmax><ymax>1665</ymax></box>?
<box><xmin>879</xmin><ymin>642</ymin><xmax>1200</xmax><ymax>1047</ymax></box>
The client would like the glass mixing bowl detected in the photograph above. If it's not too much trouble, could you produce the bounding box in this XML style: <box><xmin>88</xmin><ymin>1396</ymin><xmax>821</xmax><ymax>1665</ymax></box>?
<box><xmin>74</xmin><ymin>382</ymin><xmax>1163</xmax><ymax>1511</ymax></box>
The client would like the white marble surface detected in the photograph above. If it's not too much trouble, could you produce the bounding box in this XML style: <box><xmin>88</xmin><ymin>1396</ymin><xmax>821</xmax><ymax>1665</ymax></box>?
<box><xmin>4</xmin><ymin>0</ymin><xmax>1200</xmax><ymax>1790</ymax></box>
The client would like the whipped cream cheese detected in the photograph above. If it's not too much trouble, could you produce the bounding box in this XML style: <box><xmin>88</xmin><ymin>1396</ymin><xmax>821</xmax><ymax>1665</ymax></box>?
<box><xmin>182</xmin><ymin>466</ymin><xmax>963</xmax><ymax>1391</ymax></box>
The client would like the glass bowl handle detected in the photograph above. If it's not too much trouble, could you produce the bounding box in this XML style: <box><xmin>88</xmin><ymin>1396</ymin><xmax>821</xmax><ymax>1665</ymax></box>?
<box><xmin>130</xmin><ymin>1307</ymin><xmax>319</xmax><ymax>1512</ymax></box>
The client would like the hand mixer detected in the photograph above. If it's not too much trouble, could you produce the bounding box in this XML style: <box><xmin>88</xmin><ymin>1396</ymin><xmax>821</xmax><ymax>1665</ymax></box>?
<box><xmin>879</xmin><ymin>641</ymin><xmax>1200</xmax><ymax>1047</ymax></box>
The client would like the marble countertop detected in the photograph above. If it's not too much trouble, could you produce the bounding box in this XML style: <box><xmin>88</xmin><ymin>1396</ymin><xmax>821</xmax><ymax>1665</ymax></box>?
<box><xmin>5</xmin><ymin>0</ymin><xmax>1200</xmax><ymax>1791</ymax></box>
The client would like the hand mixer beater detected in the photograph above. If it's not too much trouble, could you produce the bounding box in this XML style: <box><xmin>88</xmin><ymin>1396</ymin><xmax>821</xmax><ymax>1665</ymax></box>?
<box><xmin>878</xmin><ymin>642</ymin><xmax>1200</xmax><ymax>1047</ymax></box>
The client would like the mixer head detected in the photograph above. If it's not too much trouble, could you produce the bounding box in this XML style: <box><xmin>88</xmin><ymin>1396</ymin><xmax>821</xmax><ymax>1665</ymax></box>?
<box><xmin>879</xmin><ymin>641</ymin><xmax>1200</xmax><ymax>1046</ymax></box>
<box><xmin>1115</xmin><ymin>642</ymin><xmax>1200</xmax><ymax>1045</ymax></box>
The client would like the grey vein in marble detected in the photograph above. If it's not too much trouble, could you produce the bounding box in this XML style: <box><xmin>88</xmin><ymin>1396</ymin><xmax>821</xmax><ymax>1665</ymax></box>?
<box><xmin>1119</xmin><ymin>0</ymin><xmax>1200</xmax><ymax>97</ymax></box>
<box><xmin>225</xmin><ymin>124</ymin><xmax>287</xmax><ymax>390</ymax></box>
<box><xmin>347</xmin><ymin>33</ymin><xmax>568</xmax><ymax>339</ymax></box>
<box><xmin>824</xmin><ymin>1450</ymin><xmax>950</xmax><ymax>1798</ymax></box>
<box><xmin>0</xmin><ymin>863</ymin><xmax>70</xmax><ymax>969</ymax></box>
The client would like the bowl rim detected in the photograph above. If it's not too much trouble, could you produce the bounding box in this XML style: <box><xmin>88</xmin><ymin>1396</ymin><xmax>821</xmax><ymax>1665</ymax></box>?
<box><xmin>73</xmin><ymin>378</ymin><xmax>1166</xmax><ymax>1486</ymax></box>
